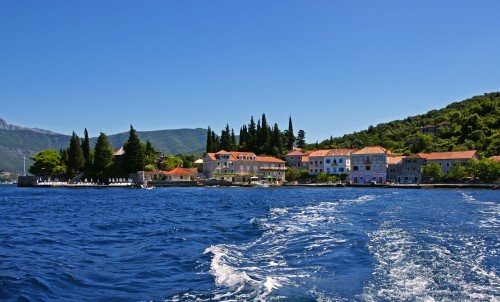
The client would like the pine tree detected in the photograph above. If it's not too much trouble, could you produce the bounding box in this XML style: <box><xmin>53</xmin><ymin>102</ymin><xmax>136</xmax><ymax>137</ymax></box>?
<box><xmin>287</xmin><ymin>116</ymin><xmax>295</xmax><ymax>150</ymax></box>
<box><xmin>81</xmin><ymin>128</ymin><xmax>92</xmax><ymax>168</ymax></box>
<box><xmin>297</xmin><ymin>130</ymin><xmax>306</xmax><ymax>149</ymax></box>
<box><xmin>67</xmin><ymin>131</ymin><xmax>85</xmax><ymax>178</ymax></box>
<box><xmin>94</xmin><ymin>132</ymin><xmax>113</xmax><ymax>175</ymax></box>
<box><xmin>123</xmin><ymin>125</ymin><xmax>145</xmax><ymax>173</ymax></box>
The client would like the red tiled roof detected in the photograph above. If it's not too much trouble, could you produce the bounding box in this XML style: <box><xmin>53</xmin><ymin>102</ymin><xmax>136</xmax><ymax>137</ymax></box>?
<box><xmin>301</xmin><ymin>156</ymin><xmax>309</xmax><ymax>163</ymax></box>
<box><xmin>258</xmin><ymin>156</ymin><xmax>285</xmax><ymax>163</ymax></box>
<box><xmin>423</xmin><ymin>150</ymin><xmax>478</xmax><ymax>160</ymax></box>
<box><xmin>387</xmin><ymin>156</ymin><xmax>405</xmax><ymax>164</ymax></box>
<box><xmin>309</xmin><ymin>149</ymin><xmax>330</xmax><ymax>157</ymax></box>
<box><xmin>490</xmin><ymin>156</ymin><xmax>500</xmax><ymax>162</ymax></box>
<box><xmin>354</xmin><ymin>146</ymin><xmax>392</xmax><ymax>155</ymax></box>
<box><xmin>327</xmin><ymin>149</ymin><xmax>353</xmax><ymax>156</ymax></box>
<box><xmin>286</xmin><ymin>150</ymin><xmax>306</xmax><ymax>156</ymax></box>
<box><xmin>165</xmin><ymin>168</ymin><xmax>191</xmax><ymax>175</ymax></box>
<box><xmin>406</xmin><ymin>153</ymin><xmax>428</xmax><ymax>159</ymax></box>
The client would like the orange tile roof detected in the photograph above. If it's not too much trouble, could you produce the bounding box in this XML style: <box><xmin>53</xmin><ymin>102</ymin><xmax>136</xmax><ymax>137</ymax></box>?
<box><xmin>258</xmin><ymin>156</ymin><xmax>285</xmax><ymax>163</ymax></box>
<box><xmin>286</xmin><ymin>150</ymin><xmax>306</xmax><ymax>156</ymax></box>
<box><xmin>164</xmin><ymin>167</ymin><xmax>191</xmax><ymax>175</ymax></box>
<box><xmin>354</xmin><ymin>146</ymin><xmax>392</xmax><ymax>155</ymax></box>
<box><xmin>205</xmin><ymin>153</ymin><xmax>216</xmax><ymax>160</ymax></box>
<box><xmin>309</xmin><ymin>149</ymin><xmax>330</xmax><ymax>157</ymax></box>
<box><xmin>387</xmin><ymin>156</ymin><xmax>405</xmax><ymax>164</ymax></box>
<box><xmin>406</xmin><ymin>153</ymin><xmax>428</xmax><ymax>159</ymax></box>
<box><xmin>423</xmin><ymin>150</ymin><xmax>478</xmax><ymax>160</ymax></box>
<box><xmin>490</xmin><ymin>156</ymin><xmax>500</xmax><ymax>162</ymax></box>
<box><xmin>301</xmin><ymin>156</ymin><xmax>310</xmax><ymax>163</ymax></box>
<box><xmin>327</xmin><ymin>149</ymin><xmax>353</xmax><ymax>156</ymax></box>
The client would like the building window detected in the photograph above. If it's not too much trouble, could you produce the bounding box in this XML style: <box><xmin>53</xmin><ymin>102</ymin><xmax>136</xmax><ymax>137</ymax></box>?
<box><xmin>326</xmin><ymin>159</ymin><xmax>331</xmax><ymax>164</ymax></box>
<box><xmin>366</xmin><ymin>166</ymin><xmax>371</xmax><ymax>171</ymax></box>
<box><xmin>353</xmin><ymin>166</ymin><xmax>359</xmax><ymax>171</ymax></box>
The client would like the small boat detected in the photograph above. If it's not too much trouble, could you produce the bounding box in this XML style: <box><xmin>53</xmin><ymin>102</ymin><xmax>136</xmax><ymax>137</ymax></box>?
<box><xmin>141</xmin><ymin>184</ymin><xmax>155</xmax><ymax>190</ymax></box>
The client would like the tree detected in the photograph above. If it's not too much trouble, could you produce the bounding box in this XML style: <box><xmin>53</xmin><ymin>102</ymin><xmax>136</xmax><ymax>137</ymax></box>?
<box><xmin>316</xmin><ymin>172</ymin><xmax>330</xmax><ymax>183</ymax></box>
<box><xmin>271</xmin><ymin>123</ymin><xmax>283</xmax><ymax>156</ymax></box>
<box><xmin>93</xmin><ymin>132</ymin><xmax>114</xmax><ymax>175</ymax></box>
<box><xmin>29</xmin><ymin>149</ymin><xmax>66</xmax><ymax>176</ymax></box>
<box><xmin>220</xmin><ymin>124</ymin><xmax>231</xmax><ymax>151</ymax></box>
<box><xmin>206</xmin><ymin>126</ymin><xmax>213</xmax><ymax>153</ymax></box>
<box><xmin>162</xmin><ymin>155</ymin><xmax>183</xmax><ymax>171</ymax></box>
<box><xmin>67</xmin><ymin>132</ymin><xmax>85</xmax><ymax>178</ymax></box>
<box><xmin>422</xmin><ymin>162</ymin><xmax>444</xmax><ymax>183</ymax></box>
<box><xmin>81</xmin><ymin>128</ymin><xmax>92</xmax><ymax>168</ymax></box>
<box><xmin>285</xmin><ymin>167</ymin><xmax>300</xmax><ymax>181</ymax></box>
<box><xmin>123</xmin><ymin>125</ymin><xmax>145</xmax><ymax>173</ymax></box>
<box><xmin>445</xmin><ymin>161</ymin><xmax>467</xmax><ymax>182</ymax></box>
<box><xmin>296</xmin><ymin>130</ymin><xmax>306</xmax><ymax>149</ymax></box>
<box><xmin>286</xmin><ymin>116</ymin><xmax>295</xmax><ymax>150</ymax></box>
<box><xmin>248</xmin><ymin>116</ymin><xmax>257</xmax><ymax>152</ymax></box>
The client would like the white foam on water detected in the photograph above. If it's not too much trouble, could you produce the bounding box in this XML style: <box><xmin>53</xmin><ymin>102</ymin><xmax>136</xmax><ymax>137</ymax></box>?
<box><xmin>363</xmin><ymin>218</ymin><xmax>500</xmax><ymax>302</ymax></box>
<box><xmin>201</xmin><ymin>199</ymin><xmax>351</xmax><ymax>300</ymax></box>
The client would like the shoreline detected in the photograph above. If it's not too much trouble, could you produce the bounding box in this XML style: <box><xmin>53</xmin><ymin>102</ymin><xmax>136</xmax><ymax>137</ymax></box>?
<box><xmin>14</xmin><ymin>182</ymin><xmax>499</xmax><ymax>190</ymax></box>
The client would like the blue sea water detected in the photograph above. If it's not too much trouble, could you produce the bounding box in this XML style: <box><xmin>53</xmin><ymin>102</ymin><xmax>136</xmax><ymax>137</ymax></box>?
<box><xmin>0</xmin><ymin>186</ymin><xmax>498</xmax><ymax>301</ymax></box>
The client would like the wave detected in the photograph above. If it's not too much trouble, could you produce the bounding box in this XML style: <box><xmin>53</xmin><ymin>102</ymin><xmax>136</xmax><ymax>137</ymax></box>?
<box><xmin>363</xmin><ymin>221</ymin><xmax>500</xmax><ymax>301</ymax></box>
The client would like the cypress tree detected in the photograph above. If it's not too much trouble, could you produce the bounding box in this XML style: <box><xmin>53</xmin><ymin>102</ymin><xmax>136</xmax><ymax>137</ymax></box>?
<box><xmin>81</xmin><ymin>128</ymin><xmax>92</xmax><ymax>168</ymax></box>
<box><xmin>206</xmin><ymin>126</ymin><xmax>212</xmax><ymax>154</ymax></box>
<box><xmin>248</xmin><ymin>117</ymin><xmax>257</xmax><ymax>152</ymax></box>
<box><xmin>230</xmin><ymin>129</ymin><xmax>237</xmax><ymax>151</ymax></box>
<box><xmin>220</xmin><ymin>124</ymin><xmax>231</xmax><ymax>151</ymax></box>
<box><xmin>94</xmin><ymin>132</ymin><xmax>113</xmax><ymax>175</ymax></box>
<box><xmin>287</xmin><ymin>116</ymin><xmax>295</xmax><ymax>150</ymax></box>
<box><xmin>67</xmin><ymin>131</ymin><xmax>85</xmax><ymax>178</ymax></box>
<box><xmin>273</xmin><ymin>123</ymin><xmax>283</xmax><ymax>154</ymax></box>
<box><xmin>123</xmin><ymin>125</ymin><xmax>145</xmax><ymax>173</ymax></box>
<box><xmin>211</xmin><ymin>130</ymin><xmax>220</xmax><ymax>152</ymax></box>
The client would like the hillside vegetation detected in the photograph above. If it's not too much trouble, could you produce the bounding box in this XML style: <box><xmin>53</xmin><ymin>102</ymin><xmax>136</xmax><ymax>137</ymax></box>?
<box><xmin>314</xmin><ymin>92</ymin><xmax>500</xmax><ymax>157</ymax></box>
<box><xmin>0</xmin><ymin>125</ymin><xmax>207</xmax><ymax>174</ymax></box>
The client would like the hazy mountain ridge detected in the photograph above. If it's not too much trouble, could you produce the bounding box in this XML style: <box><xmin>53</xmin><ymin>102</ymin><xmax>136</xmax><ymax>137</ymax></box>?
<box><xmin>0</xmin><ymin>120</ymin><xmax>207</xmax><ymax>174</ymax></box>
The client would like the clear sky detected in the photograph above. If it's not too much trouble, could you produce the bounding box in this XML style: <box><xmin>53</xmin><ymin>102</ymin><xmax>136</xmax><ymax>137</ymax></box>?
<box><xmin>1</xmin><ymin>1</ymin><xmax>499</xmax><ymax>143</ymax></box>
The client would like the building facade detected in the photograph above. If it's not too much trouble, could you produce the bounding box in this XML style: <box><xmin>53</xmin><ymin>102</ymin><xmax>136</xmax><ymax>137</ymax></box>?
<box><xmin>308</xmin><ymin>149</ymin><xmax>353</xmax><ymax>176</ymax></box>
<box><xmin>350</xmin><ymin>146</ymin><xmax>393</xmax><ymax>184</ymax></box>
<box><xmin>285</xmin><ymin>149</ymin><xmax>311</xmax><ymax>172</ymax></box>
<box><xmin>388</xmin><ymin>150</ymin><xmax>479</xmax><ymax>183</ymax></box>
<box><xmin>203</xmin><ymin>150</ymin><xmax>286</xmax><ymax>183</ymax></box>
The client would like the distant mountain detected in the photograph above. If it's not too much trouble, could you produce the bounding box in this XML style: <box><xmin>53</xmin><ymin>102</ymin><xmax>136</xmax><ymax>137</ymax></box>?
<box><xmin>0</xmin><ymin>119</ymin><xmax>207</xmax><ymax>174</ymax></box>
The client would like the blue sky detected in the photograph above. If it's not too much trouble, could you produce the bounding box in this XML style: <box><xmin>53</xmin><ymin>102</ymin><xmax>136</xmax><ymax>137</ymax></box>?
<box><xmin>1</xmin><ymin>1</ymin><xmax>499</xmax><ymax>143</ymax></box>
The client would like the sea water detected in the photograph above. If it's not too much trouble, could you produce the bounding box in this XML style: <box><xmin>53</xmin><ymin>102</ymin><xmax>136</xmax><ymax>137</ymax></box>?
<box><xmin>0</xmin><ymin>186</ymin><xmax>498</xmax><ymax>301</ymax></box>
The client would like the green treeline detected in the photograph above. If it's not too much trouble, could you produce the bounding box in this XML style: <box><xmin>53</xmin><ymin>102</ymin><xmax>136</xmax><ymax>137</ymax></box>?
<box><xmin>29</xmin><ymin>126</ymin><xmax>159</xmax><ymax>181</ymax></box>
<box><xmin>206</xmin><ymin>114</ymin><xmax>305</xmax><ymax>157</ymax></box>
<box><xmin>310</xmin><ymin>92</ymin><xmax>500</xmax><ymax>157</ymax></box>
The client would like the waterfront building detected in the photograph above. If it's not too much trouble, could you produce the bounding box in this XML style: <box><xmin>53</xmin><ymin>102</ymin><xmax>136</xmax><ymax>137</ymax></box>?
<box><xmin>285</xmin><ymin>148</ymin><xmax>311</xmax><ymax>172</ymax></box>
<box><xmin>203</xmin><ymin>150</ymin><xmax>286</xmax><ymax>183</ymax></box>
<box><xmin>308</xmin><ymin>149</ymin><xmax>353</xmax><ymax>176</ymax></box>
<box><xmin>350</xmin><ymin>146</ymin><xmax>394</xmax><ymax>184</ymax></box>
<box><xmin>164</xmin><ymin>167</ymin><xmax>192</xmax><ymax>181</ymax></box>
<box><xmin>388</xmin><ymin>150</ymin><xmax>479</xmax><ymax>183</ymax></box>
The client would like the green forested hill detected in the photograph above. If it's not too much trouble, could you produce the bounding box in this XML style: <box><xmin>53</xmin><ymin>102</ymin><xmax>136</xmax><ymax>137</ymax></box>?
<box><xmin>314</xmin><ymin>92</ymin><xmax>500</xmax><ymax>157</ymax></box>
<box><xmin>0</xmin><ymin>125</ymin><xmax>207</xmax><ymax>174</ymax></box>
